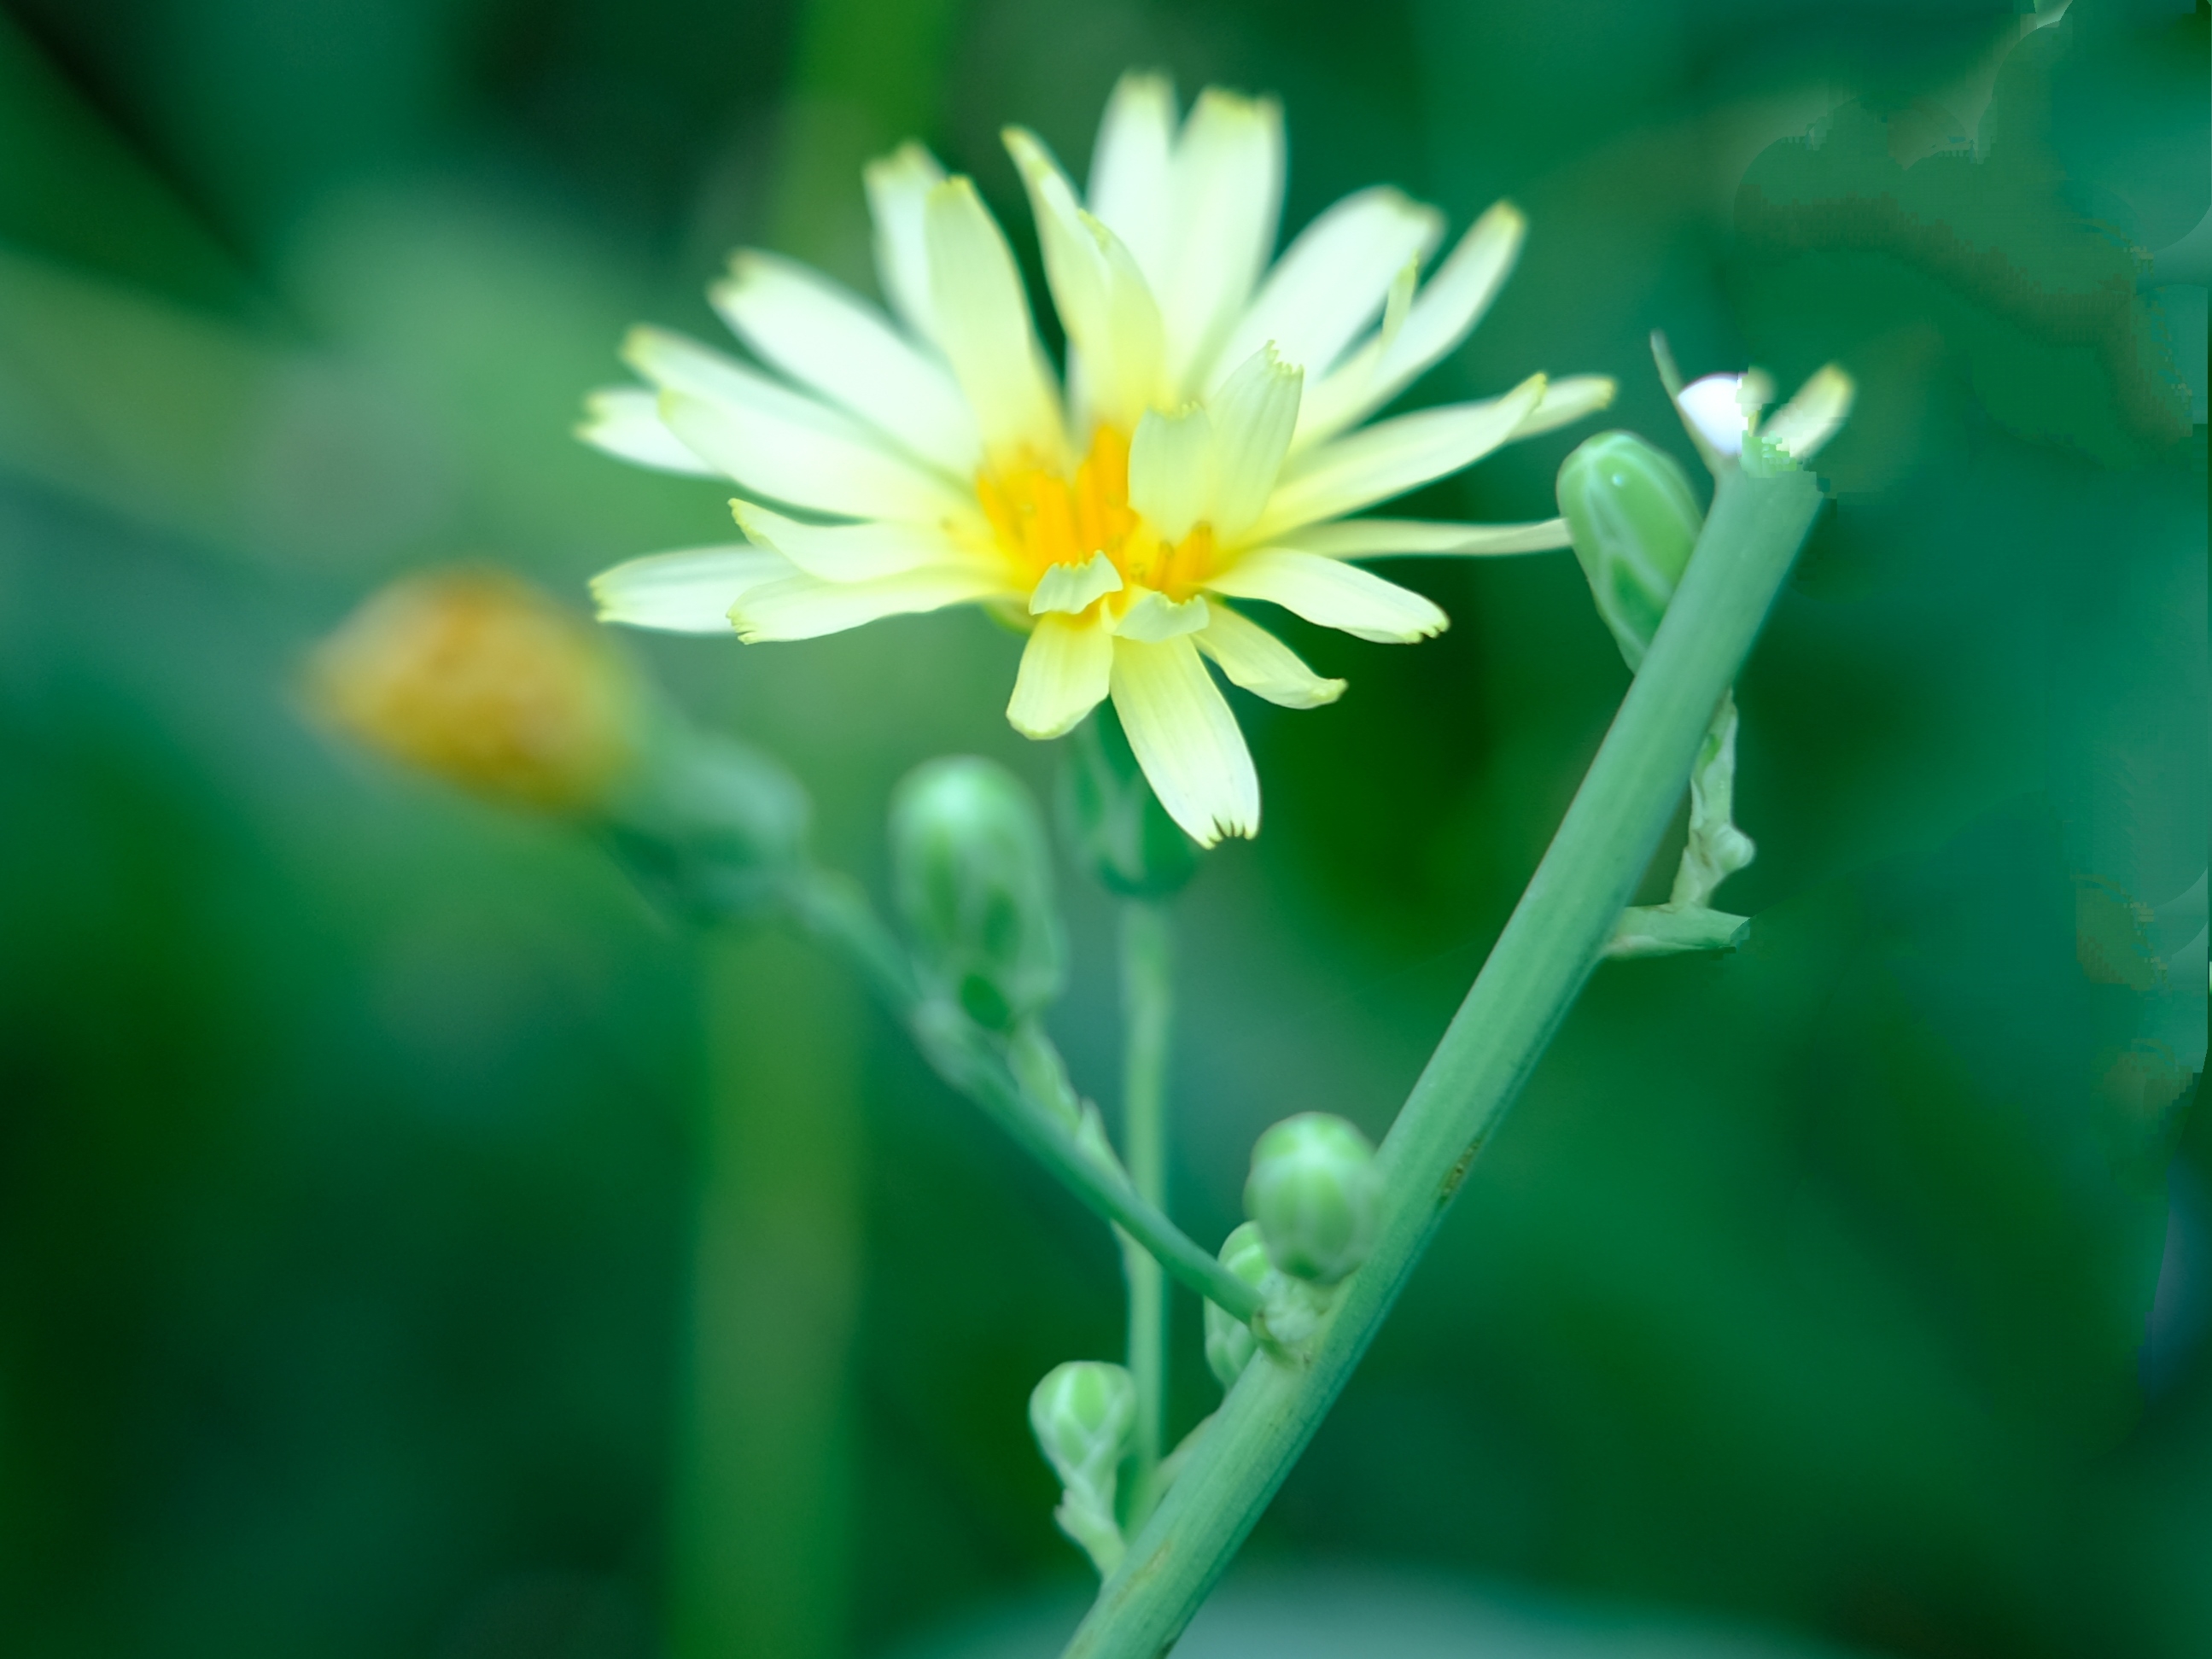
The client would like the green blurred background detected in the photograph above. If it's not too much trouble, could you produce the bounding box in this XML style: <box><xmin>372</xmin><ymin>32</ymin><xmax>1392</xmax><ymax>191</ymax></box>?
<box><xmin>0</xmin><ymin>0</ymin><xmax>2203</xmax><ymax>1655</ymax></box>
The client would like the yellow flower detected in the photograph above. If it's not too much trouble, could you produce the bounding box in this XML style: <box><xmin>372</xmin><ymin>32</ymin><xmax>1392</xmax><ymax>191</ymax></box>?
<box><xmin>586</xmin><ymin>73</ymin><xmax>1611</xmax><ymax>844</ymax></box>
<box><xmin>311</xmin><ymin>570</ymin><xmax>637</xmax><ymax>812</ymax></box>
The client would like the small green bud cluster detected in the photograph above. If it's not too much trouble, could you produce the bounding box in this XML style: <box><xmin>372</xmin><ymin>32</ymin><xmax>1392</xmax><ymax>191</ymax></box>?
<box><xmin>1555</xmin><ymin>430</ymin><xmax>1704</xmax><ymax>672</ymax></box>
<box><xmin>890</xmin><ymin>757</ymin><xmax>1066</xmax><ymax>1030</ymax></box>
<box><xmin>1058</xmin><ymin>709</ymin><xmax>1199</xmax><ymax>899</ymax></box>
<box><xmin>1245</xmin><ymin>1113</ymin><xmax>1381</xmax><ymax>1286</ymax></box>
<box><xmin>1029</xmin><ymin>1360</ymin><xmax>1136</xmax><ymax>1575</ymax></box>
<box><xmin>1203</xmin><ymin>1222</ymin><xmax>1273</xmax><ymax>1389</ymax></box>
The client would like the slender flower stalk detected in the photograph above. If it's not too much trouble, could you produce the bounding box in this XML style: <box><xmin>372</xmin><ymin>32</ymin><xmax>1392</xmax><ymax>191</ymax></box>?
<box><xmin>585</xmin><ymin>72</ymin><xmax>1613</xmax><ymax>844</ymax></box>
<box><xmin>1062</xmin><ymin>457</ymin><xmax>1832</xmax><ymax>1659</ymax></box>
<box><xmin>1116</xmin><ymin>898</ymin><xmax>1174</xmax><ymax>1524</ymax></box>
<box><xmin>785</xmin><ymin>867</ymin><xmax>1264</xmax><ymax>1323</ymax></box>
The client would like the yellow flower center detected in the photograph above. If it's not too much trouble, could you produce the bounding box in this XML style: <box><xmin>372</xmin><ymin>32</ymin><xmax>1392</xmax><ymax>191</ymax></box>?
<box><xmin>977</xmin><ymin>424</ymin><xmax>1217</xmax><ymax>606</ymax></box>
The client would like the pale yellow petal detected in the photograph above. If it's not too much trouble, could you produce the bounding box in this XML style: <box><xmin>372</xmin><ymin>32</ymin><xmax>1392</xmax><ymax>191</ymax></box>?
<box><xmin>863</xmin><ymin>142</ymin><xmax>947</xmax><ymax>342</ymax></box>
<box><xmin>1205</xmin><ymin>345</ymin><xmax>1303</xmax><ymax>542</ymax></box>
<box><xmin>728</xmin><ymin>564</ymin><xmax>1006</xmax><ymax>643</ymax></box>
<box><xmin>1115</xmin><ymin>589</ymin><xmax>1211</xmax><ymax>642</ymax></box>
<box><xmin>1088</xmin><ymin>70</ymin><xmax>1178</xmax><ymax>295</ymax></box>
<box><xmin>732</xmin><ymin>499</ymin><xmax>988</xmax><ymax>582</ymax></box>
<box><xmin>1293</xmin><ymin>200</ymin><xmax>1526</xmax><ymax>452</ymax></box>
<box><xmin>1007</xmin><ymin>612</ymin><xmax>1113</xmax><ymax>738</ymax></box>
<box><xmin>1030</xmin><ymin>551</ymin><xmax>1124</xmax><ymax>615</ymax></box>
<box><xmin>626</xmin><ymin>325</ymin><xmax>972</xmax><ymax>522</ymax></box>
<box><xmin>712</xmin><ymin>251</ymin><xmax>979</xmax><ymax>475</ymax></box>
<box><xmin>1128</xmin><ymin>403</ymin><xmax>1214</xmax><ymax>543</ymax></box>
<box><xmin>1510</xmin><ymin>375</ymin><xmax>1617</xmax><ymax>439</ymax></box>
<box><xmin>1278</xmin><ymin>517</ymin><xmax>1572</xmax><ymax>557</ymax></box>
<box><xmin>1004</xmin><ymin>126</ymin><xmax>1167</xmax><ymax>435</ymax></box>
<box><xmin>658</xmin><ymin>388</ymin><xmax>972</xmax><ymax>524</ymax></box>
<box><xmin>924</xmin><ymin>177</ymin><xmax>1066</xmax><ymax>466</ymax></box>
<box><xmin>1204</xmin><ymin>550</ymin><xmax>1446</xmax><ymax>643</ymax></box>
<box><xmin>1247</xmin><ymin>374</ymin><xmax>1547</xmax><ymax>543</ymax></box>
<box><xmin>1108</xmin><ymin>634</ymin><xmax>1258</xmax><ymax>845</ymax></box>
<box><xmin>1206</xmin><ymin>186</ymin><xmax>1442</xmax><ymax>388</ymax></box>
<box><xmin>578</xmin><ymin>388</ymin><xmax>711</xmax><ymax>475</ymax></box>
<box><xmin>1158</xmin><ymin>90</ymin><xmax>1284</xmax><ymax>390</ymax></box>
<box><xmin>591</xmin><ymin>546</ymin><xmax>794</xmax><ymax>633</ymax></box>
<box><xmin>1195</xmin><ymin>604</ymin><xmax>1345</xmax><ymax>708</ymax></box>
<box><xmin>1760</xmin><ymin>364</ymin><xmax>1855</xmax><ymax>461</ymax></box>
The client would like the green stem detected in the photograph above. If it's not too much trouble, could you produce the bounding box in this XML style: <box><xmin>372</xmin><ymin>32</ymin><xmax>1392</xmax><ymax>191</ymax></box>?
<box><xmin>674</xmin><ymin>932</ymin><xmax>861</xmax><ymax>1659</ymax></box>
<box><xmin>1061</xmin><ymin>464</ymin><xmax>1825</xmax><ymax>1657</ymax></box>
<box><xmin>782</xmin><ymin>868</ymin><xmax>1263</xmax><ymax>1325</ymax></box>
<box><xmin>1118</xmin><ymin>899</ymin><xmax>1174</xmax><ymax>1524</ymax></box>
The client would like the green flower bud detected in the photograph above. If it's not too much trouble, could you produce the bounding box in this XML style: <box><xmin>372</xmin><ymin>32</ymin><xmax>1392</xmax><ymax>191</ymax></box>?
<box><xmin>1029</xmin><ymin>1360</ymin><xmax>1135</xmax><ymax>1499</ymax></box>
<box><xmin>1203</xmin><ymin>1221</ymin><xmax>1273</xmax><ymax>1389</ymax></box>
<box><xmin>1243</xmin><ymin>1113</ymin><xmax>1382</xmax><ymax>1286</ymax></box>
<box><xmin>604</xmin><ymin>726</ymin><xmax>810</xmax><ymax>920</ymax></box>
<box><xmin>1556</xmin><ymin>430</ymin><xmax>1705</xmax><ymax>670</ymax></box>
<box><xmin>890</xmin><ymin>757</ymin><xmax>1065</xmax><ymax>1029</ymax></box>
<box><xmin>1057</xmin><ymin>707</ymin><xmax>1200</xmax><ymax>899</ymax></box>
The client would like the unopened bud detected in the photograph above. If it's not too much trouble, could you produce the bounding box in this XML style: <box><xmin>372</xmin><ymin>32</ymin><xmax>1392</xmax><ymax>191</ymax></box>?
<box><xmin>1204</xmin><ymin>1222</ymin><xmax>1273</xmax><ymax>1389</ymax></box>
<box><xmin>311</xmin><ymin>569</ymin><xmax>636</xmax><ymax>811</ymax></box>
<box><xmin>1674</xmin><ymin>373</ymin><xmax>1765</xmax><ymax>459</ymax></box>
<box><xmin>1244</xmin><ymin>1113</ymin><xmax>1381</xmax><ymax>1286</ymax></box>
<box><xmin>605</xmin><ymin>730</ymin><xmax>809</xmax><ymax>919</ymax></box>
<box><xmin>890</xmin><ymin>758</ymin><xmax>1065</xmax><ymax>1029</ymax></box>
<box><xmin>1029</xmin><ymin>1360</ymin><xmax>1135</xmax><ymax>1498</ymax></box>
<box><xmin>1058</xmin><ymin>707</ymin><xmax>1199</xmax><ymax>899</ymax></box>
<box><xmin>1556</xmin><ymin>432</ymin><xmax>1704</xmax><ymax>670</ymax></box>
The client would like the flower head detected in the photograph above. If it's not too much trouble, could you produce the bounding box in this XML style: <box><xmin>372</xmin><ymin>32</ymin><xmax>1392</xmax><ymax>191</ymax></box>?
<box><xmin>587</xmin><ymin>73</ymin><xmax>1611</xmax><ymax>844</ymax></box>
<box><xmin>312</xmin><ymin>569</ymin><xmax>638</xmax><ymax>812</ymax></box>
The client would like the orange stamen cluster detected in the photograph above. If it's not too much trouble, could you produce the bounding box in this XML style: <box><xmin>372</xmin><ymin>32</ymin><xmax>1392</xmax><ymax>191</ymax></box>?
<box><xmin>977</xmin><ymin>425</ymin><xmax>1216</xmax><ymax>606</ymax></box>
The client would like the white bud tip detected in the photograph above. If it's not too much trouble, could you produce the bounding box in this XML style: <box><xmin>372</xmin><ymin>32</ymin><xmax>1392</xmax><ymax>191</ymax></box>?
<box><xmin>1676</xmin><ymin>374</ymin><xmax>1758</xmax><ymax>458</ymax></box>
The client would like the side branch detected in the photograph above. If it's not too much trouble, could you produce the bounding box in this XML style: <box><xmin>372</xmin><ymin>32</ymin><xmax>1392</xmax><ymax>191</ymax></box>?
<box><xmin>785</xmin><ymin>868</ymin><xmax>1264</xmax><ymax>1324</ymax></box>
